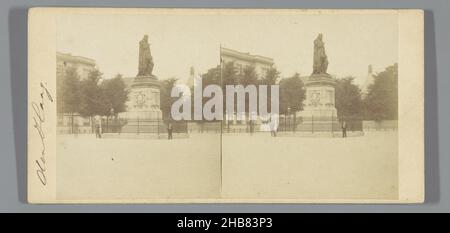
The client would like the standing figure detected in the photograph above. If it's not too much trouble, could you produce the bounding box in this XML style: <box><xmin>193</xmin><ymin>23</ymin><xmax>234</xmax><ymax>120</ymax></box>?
<box><xmin>93</xmin><ymin>116</ymin><xmax>102</xmax><ymax>138</ymax></box>
<box><xmin>137</xmin><ymin>35</ymin><xmax>154</xmax><ymax>76</ymax></box>
<box><xmin>312</xmin><ymin>33</ymin><xmax>329</xmax><ymax>75</ymax></box>
<box><xmin>270</xmin><ymin>114</ymin><xmax>278</xmax><ymax>137</ymax></box>
<box><xmin>73</xmin><ymin>121</ymin><xmax>79</xmax><ymax>137</ymax></box>
<box><xmin>167</xmin><ymin>122</ymin><xmax>173</xmax><ymax>140</ymax></box>
<box><xmin>341</xmin><ymin>121</ymin><xmax>347</xmax><ymax>138</ymax></box>
<box><xmin>95</xmin><ymin>122</ymin><xmax>102</xmax><ymax>138</ymax></box>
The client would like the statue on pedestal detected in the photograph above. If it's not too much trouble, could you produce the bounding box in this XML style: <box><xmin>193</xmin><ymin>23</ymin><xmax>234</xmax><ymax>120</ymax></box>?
<box><xmin>137</xmin><ymin>35</ymin><xmax>154</xmax><ymax>76</ymax></box>
<box><xmin>312</xmin><ymin>33</ymin><xmax>329</xmax><ymax>75</ymax></box>
<box><xmin>297</xmin><ymin>33</ymin><xmax>337</xmax><ymax>120</ymax></box>
<box><xmin>121</xmin><ymin>34</ymin><xmax>161</xmax><ymax>119</ymax></box>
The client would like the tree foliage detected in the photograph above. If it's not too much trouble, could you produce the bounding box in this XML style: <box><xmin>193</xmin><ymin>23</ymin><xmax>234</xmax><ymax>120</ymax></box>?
<box><xmin>221</xmin><ymin>61</ymin><xmax>238</xmax><ymax>87</ymax></box>
<box><xmin>260</xmin><ymin>67</ymin><xmax>280</xmax><ymax>113</ymax></box>
<box><xmin>238</xmin><ymin>65</ymin><xmax>258</xmax><ymax>86</ymax></box>
<box><xmin>100</xmin><ymin>74</ymin><xmax>129</xmax><ymax>116</ymax></box>
<box><xmin>238</xmin><ymin>65</ymin><xmax>259</xmax><ymax>114</ymax></box>
<box><xmin>364</xmin><ymin>63</ymin><xmax>398</xmax><ymax>120</ymax></box>
<box><xmin>79</xmin><ymin>69</ymin><xmax>105</xmax><ymax>117</ymax></box>
<box><xmin>160</xmin><ymin>78</ymin><xmax>178</xmax><ymax>121</ymax></box>
<box><xmin>183</xmin><ymin>62</ymin><xmax>309</xmax><ymax>120</ymax></box>
<box><xmin>57</xmin><ymin>66</ymin><xmax>81</xmax><ymax>114</ymax></box>
<box><xmin>279</xmin><ymin>73</ymin><xmax>306</xmax><ymax>114</ymax></box>
<box><xmin>261</xmin><ymin>67</ymin><xmax>280</xmax><ymax>85</ymax></box>
<box><xmin>335</xmin><ymin>77</ymin><xmax>363</xmax><ymax>119</ymax></box>
<box><xmin>200</xmin><ymin>65</ymin><xmax>221</xmax><ymax>119</ymax></box>
<box><xmin>202</xmin><ymin>65</ymin><xmax>221</xmax><ymax>87</ymax></box>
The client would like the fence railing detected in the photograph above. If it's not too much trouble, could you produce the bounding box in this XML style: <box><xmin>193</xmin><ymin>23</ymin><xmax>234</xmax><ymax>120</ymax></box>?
<box><xmin>102</xmin><ymin>118</ymin><xmax>188</xmax><ymax>134</ymax></box>
<box><xmin>277</xmin><ymin>115</ymin><xmax>362</xmax><ymax>133</ymax></box>
<box><xmin>57</xmin><ymin>115</ymin><xmax>362</xmax><ymax>135</ymax></box>
<box><xmin>220</xmin><ymin>116</ymin><xmax>363</xmax><ymax>134</ymax></box>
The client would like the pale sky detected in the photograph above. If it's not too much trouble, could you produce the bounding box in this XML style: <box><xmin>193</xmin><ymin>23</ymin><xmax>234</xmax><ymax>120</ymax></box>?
<box><xmin>57</xmin><ymin>11</ymin><xmax>398</xmax><ymax>87</ymax></box>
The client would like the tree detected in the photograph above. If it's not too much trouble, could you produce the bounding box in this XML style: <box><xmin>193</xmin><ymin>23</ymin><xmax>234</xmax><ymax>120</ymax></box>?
<box><xmin>259</xmin><ymin>67</ymin><xmax>280</xmax><ymax>113</ymax></box>
<box><xmin>237</xmin><ymin>65</ymin><xmax>259</xmax><ymax>115</ymax></box>
<box><xmin>200</xmin><ymin>65</ymin><xmax>221</xmax><ymax>121</ymax></box>
<box><xmin>260</xmin><ymin>67</ymin><xmax>280</xmax><ymax>86</ymax></box>
<box><xmin>238</xmin><ymin>65</ymin><xmax>259</xmax><ymax>86</ymax></box>
<box><xmin>57</xmin><ymin>66</ymin><xmax>81</xmax><ymax>133</ymax></box>
<box><xmin>220</xmin><ymin>62</ymin><xmax>238</xmax><ymax>117</ymax></box>
<box><xmin>79</xmin><ymin>69</ymin><xmax>105</xmax><ymax>117</ymax></box>
<box><xmin>57</xmin><ymin>66</ymin><xmax>81</xmax><ymax>114</ymax></box>
<box><xmin>202</xmin><ymin>65</ymin><xmax>221</xmax><ymax>87</ymax></box>
<box><xmin>279</xmin><ymin>73</ymin><xmax>306</xmax><ymax>115</ymax></box>
<box><xmin>335</xmin><ymin>77</ymin><xmax>363</xmax><ymax>119</ymax></box>
<box><xmin>364</xmin><ymin>63</ymin><xmax>398</xmax><ymax>121</ymax></box>
<box><xmin>160</xmin><ymin>78</ymin><xmax>178</xmax><ymax>121</ymax></box>
<box><xmin>221</xmin><ymin>61</ymin><xmax>238</xmax><ymax>88</ymax></box>
<box><xmin>100</xmin><ymin>74</ymin><xmax>129</xmax><ymax>116</ymax></box>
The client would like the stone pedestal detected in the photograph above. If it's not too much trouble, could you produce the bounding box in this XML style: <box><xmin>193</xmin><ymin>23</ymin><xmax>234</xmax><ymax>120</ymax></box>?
<box><xmin>298</xmin><ymin>74</ymin><xmax>337</xmax><ymax>119</ymax></box>
<box><xmin>119</xmin><ymin>75</ymin><xmax>162</xmax><ymax>120</ymax></box>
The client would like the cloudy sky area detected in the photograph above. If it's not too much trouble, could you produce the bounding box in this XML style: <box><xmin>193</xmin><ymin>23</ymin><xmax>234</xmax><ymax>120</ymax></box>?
<box><xmin>57</xmin><ymin>11</ymin><xmax>398</xmax><ymax>87</ymax></box>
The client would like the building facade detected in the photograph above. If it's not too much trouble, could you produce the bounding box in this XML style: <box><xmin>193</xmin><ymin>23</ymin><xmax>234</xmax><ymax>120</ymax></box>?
<box><xmin>57</xmin><ymin>52</ymin><xmax>97</xmax><ymax>134</ymax></box>
<box><xmin>57</xmin><ymin>52</ymin><xmax>96</xmax><ymax>80</ymax></box>
<box><xmin>220</xmin><ymin>47</ymin><xmax>274</xmax><ymax>78</ymax></box>
<box><xmin>220</xmin><ymin>48</ymin><xmax>275</xmax><ymax>130</ymax></box>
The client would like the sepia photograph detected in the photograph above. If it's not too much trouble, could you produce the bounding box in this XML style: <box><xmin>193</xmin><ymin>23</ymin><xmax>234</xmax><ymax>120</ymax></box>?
<box><xmin>27</xmin><ymin>8</ymin><xmax>424</xmax><ymax>203</ymax></box>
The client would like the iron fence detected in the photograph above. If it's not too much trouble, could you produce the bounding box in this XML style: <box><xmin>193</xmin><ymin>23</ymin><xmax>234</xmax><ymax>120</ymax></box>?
<box><xmin>57</xmin><ymin>114</ymin><xmax>362</xmax><ymax>135</ymax></box>
<box><xmin>102</xmin><ymin>118</ymin><xmax>188</xmax><ymax>134</ymax></box>
<box><xmin>277</xmin><ymin>115</ymin><xmax>363</xmax><ymax>133</ymax></box>
<box><xmin>219</xmin><ymin>115</ymin><xmax>363</xmax><ymax>134</ymax></box>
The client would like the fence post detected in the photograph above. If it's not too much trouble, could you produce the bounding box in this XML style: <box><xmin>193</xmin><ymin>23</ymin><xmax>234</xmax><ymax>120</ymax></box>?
<box><xmin>331</xmin><ymin>112</ymin><xmax>334</xmax><ymax>135</ymax></box>
<box><xmin>71</xmin><ymin>113</ymin><xmax>74</xmax><ymax>134</ymax></box>
<box><xmin>293</xmin><ymin>113</ymin><xmax>296</xmax><ymax>133</ymax></box>
<box><xmin>137</xmin><ymin>117</ymin><xmax>140</xmax><ymax>135</ymax></box>
<box><xmin>118</xmin><ymin>118</ymin><xmax>121</xmax><ymax>135</ymax></box>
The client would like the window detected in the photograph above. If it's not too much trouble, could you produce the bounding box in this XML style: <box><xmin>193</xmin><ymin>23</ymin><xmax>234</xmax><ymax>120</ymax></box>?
<box><xmin>57</xmin><ymin>115</ymin><xmax>64</xmax><ymax>126</ymax></box>
<box><xmin>235</xmin><ymin>63</ymin><xmax>243</xmax><ymax>74</ymax></box>
<box><xmin>261</xmin><ymin>68</ymin><xmax>269</xmax><ymax>77</ymax></box>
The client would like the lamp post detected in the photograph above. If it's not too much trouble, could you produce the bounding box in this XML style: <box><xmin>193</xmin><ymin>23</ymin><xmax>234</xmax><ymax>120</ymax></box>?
<box><xmin>287</xmin><ymin>107</ymin><xmax>291</xmax><ymax>132</ymax></box>
<box><xmin>110</xmin><ymin>108</ymin><xmax>114</xmax><ymax>133</ymax></box>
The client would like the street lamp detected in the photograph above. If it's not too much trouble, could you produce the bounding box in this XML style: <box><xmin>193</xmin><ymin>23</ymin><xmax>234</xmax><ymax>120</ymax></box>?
<box><xmin>110</xmin><ymin>108</ymin><xmax>114</xmax><ymax>133</ymax></box>
<box><xmin>287</xmin><ymin>107</ymin><xmax>291</xmax><ymax>132</ymax></box>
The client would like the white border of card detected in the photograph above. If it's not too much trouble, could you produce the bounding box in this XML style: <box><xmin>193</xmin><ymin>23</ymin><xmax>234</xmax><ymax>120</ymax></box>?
<box><xmin>27</xmin><ymin>8</ymin><xmax>424</xmax><ymax>203</ymax></box>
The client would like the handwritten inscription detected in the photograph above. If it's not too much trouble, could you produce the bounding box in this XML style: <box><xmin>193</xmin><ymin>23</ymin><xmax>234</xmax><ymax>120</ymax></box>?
<box><xmin>31</xmin><ymin>82</ymin><xmax>53</xmax><ymax>186</ymax></box>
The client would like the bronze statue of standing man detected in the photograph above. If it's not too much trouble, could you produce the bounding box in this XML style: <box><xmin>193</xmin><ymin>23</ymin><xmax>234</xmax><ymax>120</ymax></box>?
<box><xmin>138</xmin><ymin>35</ymin><xmax>154</xmax><ymax>76</ymax></box>
<box><xmin>312</xmin><ymin>33</ymin><xmax>329</xmax><ymax>75</ymax></box>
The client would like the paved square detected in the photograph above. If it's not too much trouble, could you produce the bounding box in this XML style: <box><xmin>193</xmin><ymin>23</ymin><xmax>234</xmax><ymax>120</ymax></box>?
<box><xmin>56</xmin><ymin>131</ymin><xmax>397</xmax><ymax>200</ymax></box>
<box><xmin>57</xmin><ymin>134</ymin><xmax>221</xmax><ymax>200</ymax></box>
<box><xmin>222</xmin><ymin>132</ymin><xmax>398</xmax><ymax>200</ymax></box>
